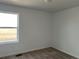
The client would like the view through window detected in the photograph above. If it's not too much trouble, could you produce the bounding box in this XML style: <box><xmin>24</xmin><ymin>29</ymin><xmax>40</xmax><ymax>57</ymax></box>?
<box><xmin>0</xmin><ymin>12</ymin><xmax>18</xmax><ymax>42</ymax></box>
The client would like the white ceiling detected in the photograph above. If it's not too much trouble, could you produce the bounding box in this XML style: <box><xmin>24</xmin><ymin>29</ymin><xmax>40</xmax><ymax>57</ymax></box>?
<box><xmin>0</xmin><ymin>0</ymin><xmax>79</xmax><ymax>12</ymax></box>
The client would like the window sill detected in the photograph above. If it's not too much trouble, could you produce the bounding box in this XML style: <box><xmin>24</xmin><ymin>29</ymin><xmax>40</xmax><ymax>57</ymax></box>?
<box><xmin>0</xmin><ymin>39</ymin><xmax>19</xmax><ymax>45</ymax></box>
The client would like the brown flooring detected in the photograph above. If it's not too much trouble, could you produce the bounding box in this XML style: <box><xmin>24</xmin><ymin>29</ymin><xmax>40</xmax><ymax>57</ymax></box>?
<box><xmin>0</xmin><ymin>47</ymin><xmax>78</xmax><ymax>59</ymax></box>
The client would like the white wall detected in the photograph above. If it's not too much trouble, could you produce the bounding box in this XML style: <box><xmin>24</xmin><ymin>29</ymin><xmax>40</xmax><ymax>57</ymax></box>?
<box><xmin>1</xmin><ymin>3</ymin><xmax>79</xmax><ymax>58</ymax></box>
<box><xmin>51</xmin><ymin>7</ymin><xmax>79</xmax><ymax>58</ymax></box>
<box><xmin>0</xmin><ymin>4</ymin><xmax>51</xmax><ymax>57</ymax></box>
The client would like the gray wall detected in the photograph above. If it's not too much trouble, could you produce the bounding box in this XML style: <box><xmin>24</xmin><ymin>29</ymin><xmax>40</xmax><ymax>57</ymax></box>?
<box><xmin>0</xmin><ymin>4</ymin><xmax>51</xmax><ymax>57</ymax></box>
<box><xmin>51</xmin><ymin>7</ymin><xmax>79</xmax><ymax>58</ymax></box>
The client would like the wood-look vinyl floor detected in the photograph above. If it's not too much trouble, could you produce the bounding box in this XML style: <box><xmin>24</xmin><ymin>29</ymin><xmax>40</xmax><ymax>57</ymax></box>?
<box><xmin>0</xmin><ymin>47</ymin><xmax>78</xmax><ymax>59</ymax></box>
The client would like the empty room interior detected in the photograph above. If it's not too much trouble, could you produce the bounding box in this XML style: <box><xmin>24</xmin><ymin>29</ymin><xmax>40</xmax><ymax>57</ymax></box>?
<box><xmin>0</xmin><ymin>0</ymin><xmax>79</xmax><ymax>59</ymax></box>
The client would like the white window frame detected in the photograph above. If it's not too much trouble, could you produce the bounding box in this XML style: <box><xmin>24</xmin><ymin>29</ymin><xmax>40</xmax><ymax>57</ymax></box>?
<box><xmin>0</xmin><ymin>11</ymin><xmax>19</xmax><ymax>44</ymax></box>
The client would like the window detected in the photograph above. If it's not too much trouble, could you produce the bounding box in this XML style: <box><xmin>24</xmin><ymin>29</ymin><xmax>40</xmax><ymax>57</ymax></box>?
<box><xmin>0</xmin><ymin>12</ymin><xmax>18</xmax><ymax>43</ymax></box>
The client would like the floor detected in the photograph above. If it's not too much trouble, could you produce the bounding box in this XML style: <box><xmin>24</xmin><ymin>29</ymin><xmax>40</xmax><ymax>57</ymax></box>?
<box><xmin>0</xmin><ymin>47</ymin><xmax>78</xmax><ymax>59</ymax></box>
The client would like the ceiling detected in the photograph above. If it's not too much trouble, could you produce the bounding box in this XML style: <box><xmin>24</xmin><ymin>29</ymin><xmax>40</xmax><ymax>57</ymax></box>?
<box><xmin>0</xmin><ymin>0</ymin><xmax>79</xmax><ymax>12</ymax></box>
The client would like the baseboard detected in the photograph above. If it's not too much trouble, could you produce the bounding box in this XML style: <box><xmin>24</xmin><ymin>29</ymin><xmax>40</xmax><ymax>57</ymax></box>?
<box><xmin>0</xmin><ymin>46</ymin><xmax>48</xmax><ymax>58</ymax></box>
<box><xmin>51</xmin><ymin>47</ymin><xmax>79</xmax><ymax>59</ymax></box>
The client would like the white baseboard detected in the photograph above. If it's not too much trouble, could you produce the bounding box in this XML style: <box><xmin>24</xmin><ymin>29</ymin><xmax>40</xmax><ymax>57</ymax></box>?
<box><xmin>0</xmin><ymin>46</ymin><xmax>48</xmax><ymax>58</ymax></box>
<box><xmin>51</xmin><ymin>47</ymin><xmax>79</xmax><ymax>59</ymax></box>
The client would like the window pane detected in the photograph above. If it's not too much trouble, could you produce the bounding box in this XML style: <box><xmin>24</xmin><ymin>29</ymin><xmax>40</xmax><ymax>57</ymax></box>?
<box><xmin>0</xmin><ymin>12</ymin><xmax>18</xmax><ymax>27</ymax></box>
<box><xmin>0</xmin><ymin>12</ymin><xmax>18</xmax><ymax>43</ymax></box>
<box><xmin>0</xmin><ymin>28</ymin><xmax>17</xmax><ymax>41</ymax></box>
